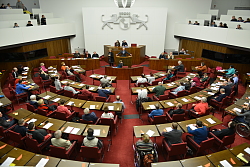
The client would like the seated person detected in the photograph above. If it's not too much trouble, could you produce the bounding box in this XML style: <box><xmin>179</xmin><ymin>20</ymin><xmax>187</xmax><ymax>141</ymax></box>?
<box><xmin>159</xmin><ymin>52</ymin><xmax>166</xmax><ymax>59</ymax></box>
<box><xmin>180</xmin><ymin>48</ymin><xmax>186</xmax><ymax>54</ymax></box>
<box><xmin>136</xmin><ymin>74</ymin><xmax>147</xmax><ymax>85</ymax></box>
<box><xmin>231</xmin><ymin>16</ymin><xmax>237</xmax><ymax>21</ymax></box>
<box><xmin>16</xmin><ymin>80</ymin><xmax>32</xmax><ymax>95</ymax></box>
<box><xmin>195</xmin><ymin>62</ymin><xmax>207</xmax><ymax>78</ymax></box>
<box><xmin>92</xmin><ymin>51</ymin><xmax>99</xmax><ymax>58</ymax></box>
<box><xmin>183</xmin><ymin>78</ymin><xmax>192</xmax><ymax>90</ymax></box>
<box><xmin>173</xmin><ymin>61</ymin><xmax>184</xmax><ymax>75</ymax></box>
<box><xmin>56</xmin><ymin>100</ymin><xmax>72</xmax><ymax>117</ymax></box>
<box><xmin>232</xmin><ymin>73</ymin><xmax>238</xmax><ymax>85</ymax></box>
<box><xmin>170</xmin><ymin>82</ymin><xmax>185</xmax><ymax>94</ymax></box>
<box><xmin>148</xmin><ymin>104</ymin><xmax>163</xmax><ymax>118</ymax></box>
<box><xmin>192</xmin><ymin>74</ymin><xmax>201</xmax><ymax>87</ymax></box>
<box><xmin>80</xmin><ymin>85</ymin><xmax>94</xmax><ymax>100</ymax></box>
<box><xmin>84</xmin><ymin>51</ymin><xmax>91</xmax><ymax>58</ymax></box>
<box><xmin>64</xmin><ymin>82</ymin><xmax>80</xmax><ymax>94</ymax></box>
<box><xmin>167</xmin><ymin>52</ymin><xmax>174</xmax><ymax>59</ymax></box>
<box><xmin>200</xmin><ymin>73</ymin><xmax>209</xmax><ymax>83</ymax></box>
<box><xmin>40</xmin><ymin>63</ymin><xmax>48</xmax><ymax>72</ymax></box>
<box><xmin>193</xmin><ymin>21</ymin><xmax>200</xmax><ymax>25</ymax></box>
<box><xmin>54</xmin><ymin>76</ymin><xmax>63</xmax><ymax>90</ymax></box>
<box><xmin>65</xmin><ymin>66</ymin><xmax>81</xmax><ymax>82</ymax></box>
<box><xmin>237</xmin><ymin>17</ymin><xmax>244</xmax><ymax>22</ymax></box>
<box><xmin>97</xmin><ymin>85</ymin><xmax>111</xmax><ymax>99</ymax></box>
<box><xmin>146</xmin><ymin>72</ymin><xmax>155</xmax><ymax>85</ymax></box>
<box><xmin>233</xmin><ymin>103</ymin><xmax>250</xmax><ymax>124</ymax></box>
<box><xmin>29</xmin><ymin>95</ymin><xmax>39</xmax><ymax>109</ymax></box>
<box><xmin>115</xmin><ymin>40</ymin><xmax>120</xmax><ymax>47</ymax></box>
<box><xmin>210</xmin><ymin>21</ymin><xmax>217</xmax><ymax>27</ymax></box>
<box><xmin>113</xmin><ymin>95</ymin><xmax>126</xmax><ymax>119</ymax></box>
<box><xmin>12</xmin><ymin>67</ymin><xmax>19</xmax><ymax>79</ymax></box>
<box><xmin>39</xmin><ymin>70</ymin><xmax>50</xmax><ymax>80</ymax></box>
<box><xmin>61</xmin><ymin>62</ymin><xmax>66</xmax><ymax>71</ymax></box>
<box><xmin>219</xmin><ymin>82</ymin><xmax>231</xmax><ymax>96</ymax></box>
<box><xmin>82</xmin><ymin>128</ymin><xmax>103</xmax><ymax>149</ymax></box>
<box><xmin>162</xmin><ymin>70</ymin><xmax>174</xmax><ymax>81</ymax></box>
<box><xmin>236</xmin><ymin>24</ymin><xmax>243</xmax><ymax>30</ymax></box>
<box><xmin>186</xmin><ymin>120</ymin><xmax>208</xmax><ymax>144</ymax></box>
<box><xmin>168</xmin><ymin>103</ymin><xmax>185</xmax><ymax>117</ymax></box>
<box><xmin>137</xmin><ymin>84</ymin><xmax>148</xmax><ymax>100</ymax></box>
<box><xmin>162</xmin><ymin>122</ymin><xmax>182</xmax><ymax>145</ymax></box>
<box><xmin>37</xmin><ymin>99</ymin><xmax>57</xmax><ymax>114</ymax></box>
<box><xmin>14</xmin><ymin>119</ymin><xmax>27</xmax><ymax>137</ymax></box>
<box><xmin>152</xmin><ymin>82</ymin><xmax>166</xmax><ymax>97</ymax></box>
<box><xmin>225</xmin><ymin>65</ymin><xmax>236</xmax><ymax>77</ymax></box>
<box><xmin>17</xmin><ymin>64</ymin><xmax>25</xmax><ymax>75</ymax></box>
<box><xmin>27</xmin><ymin>122</ymin><xmax>51</xmax><ymax>143</ymax></box>
<box><xmin>223</xmin><ymin>23</ymin><xmax>228</xmax><ymax>28</ymax></box>
<box><xmin>100</xmin><ymin>75</ymin><xmax>112</xmax><ymax>87</ymax></box>
<box><xmin>213</xmin><ymin>88</ymin><xmax>227</xmax><ymax>102</ymax></box>
<box><xmin>227</xmin><ymin>78</ymin><xmax>234</xmax><ymax>88</ymax></box>
<box><xmin>189</xmin><ymin>97</ymin><xmax>209</xmax><ymax>117</ymax></box>
<box><xmin>117</xmin><ymin>60</ymin><xmax>123</xmax><ymax>68</ymax></box>
<box><xmin>26</xmin><ymin>21</ymin><xmax>33</xmax><ymax>26</ymax></box>
<box><xmin>101</xmin><ymin>106</ymin><xmax>114</xmax><ymax>118</ymax></box>
<box><xmin>73</xmin><ymin>50</ymin><xmax>81</xmax><ymax>58</ymax></box>
<box><xmin>136</xmin><ymin>134</ymin><xmax>153</xmax><ymax>151</ymax></box>
<box><xmin>188</xmin><ymin>20</ymin><xmax>192</xmax><ymax>24</ymax></box>
<box><xmin>0</xmin><ymin>112</ymin><xmax>16</xmax><ymax>129</ymax></box>
<box><xmin>51</xmin><ymin>130</ymin><xmax>72</xmax><ymax>150</ymax></box>
<box><xmin>211</xmin><ymin>121</ymin><xmax>236</xmax><ymax>139</ymax></box>
<box><xmin>218</xmin><ymin>22</ymin><xmax>223</xmax><ymax>27</ymax></box>
<box><xmin>122</xmin><ymin>40</ymin><xmax>128</xmax><ymax>47</ymax></box>
<box><xmin>244</xmin><ymin>18</ymin><xmax>250</xmax><ymax>23</ymax></box>
<box><xmin>82</xmin><ymin>108</ymin><xmax>98</xmax><ymax>123</ymax></box>
<box><xmin>13</xmin><ymin>23</ymin><xmax>19</xmax><ymax>28</ymax></box>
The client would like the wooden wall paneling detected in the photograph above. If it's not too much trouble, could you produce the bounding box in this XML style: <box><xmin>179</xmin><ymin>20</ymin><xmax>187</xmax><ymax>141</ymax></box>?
<box><xmin>105</xmin><ymin>66</ymin><xmax>143</xmax><ymax>80</ymax></box>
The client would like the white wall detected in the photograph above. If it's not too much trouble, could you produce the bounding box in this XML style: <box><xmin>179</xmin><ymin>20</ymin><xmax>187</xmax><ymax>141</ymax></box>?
<box><xmin>0</xmin><ymin>0</ymin><xmax>40</xmax><ymax>12</ymax></box>
<box><xmin>211</xmin><ymin>0</ymin><xmax>250</xmax><ymax>17</ymax></box>
<box><xmin>39</xmin><ymin>0</ymin><xmax>211</xmax><ymax>55</ymax></box>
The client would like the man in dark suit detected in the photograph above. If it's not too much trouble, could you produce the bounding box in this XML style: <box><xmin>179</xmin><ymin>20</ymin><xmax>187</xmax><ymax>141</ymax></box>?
<box><xmin>211</xmin><ymin>121</ymin><xmax>236</xmax><ymax>139</ymax></box>
<box><xmin>14</xmin><ymin>119</ymin><xmax>27</xmax><ymax>137</ymax></box>
<box><xmin>214</xmin><ymin>88</ymin><xmax>227</xmax><ymax>102</ymax></box>
<box><xmin>0</xmin><ymin>112</ymin><xmax>16</xmax><ymax>129</ymax></box>
<box><xmin>12</xmin><ymin>67</ymin><xmax>19</xmax><ymax>79</ymax></box>
<box><xmin>219</xmin><ymin>82</ymin><xmax>231</xmax><ymax>96</ymax></box>
<box><xmin>162</xmin><ymin>122</ymin><xmax>182</xmax><ymax>145</ymax></box>
<box><xmin>84</xmin><ymin>51</ymin><xmax>91</xmax><ymax>58</ymax></box>
<box><xmin>173</xmin><ymin>60</ymin><xmax>185</xmax><ymax>75</ymax></box>
<box><xmin>116</xmin><ymin>47</ymin><xmax>132</xmax><ymax>57</ymax></box>
<box><xmin>168</xmin><ymin>103</ymin><xmax>185</xmax><ymax>117</ymax></box>
<box><xmin>122</xmin><ymin>40</ymin><xmax>128</xmax><ymax>47</ymax></box>
<box><xmin>159</xmin><ymin>52</ymin><xmax>166</xmax><ymax>59</ymax></box>
<box><xmin>73</xmin><ymin>50</ymin><xmax>81</xmax><ymax>58</ymax></box>
<box><xmin>92</xmin><ymin>51</ymin><xmax>99</xmax><ymax>58</ymax></box>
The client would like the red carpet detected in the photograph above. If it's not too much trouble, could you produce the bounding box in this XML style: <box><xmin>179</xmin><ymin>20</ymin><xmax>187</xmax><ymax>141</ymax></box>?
<box><xmin>2</xmin><ymin>60</ymin><xmax>250</xmax><ymax>167</ymax></box>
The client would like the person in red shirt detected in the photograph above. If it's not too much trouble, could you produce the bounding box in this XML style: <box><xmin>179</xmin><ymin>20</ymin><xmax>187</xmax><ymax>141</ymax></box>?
<box><xmin>189</xmin><ymin>97</ymin><xmax>209</xmax><ymax>118</ymax></box>
<box><xmin>80</xmin><ymin>85</ymin><xmax>93</xmax><ymax>100</ymax></box>
<box><xmin>192</xmin><ymin>74</ymin><xmax>201</xmax><ymax>87</ymax></box>
<box><xmin>37</xmin><ymin>99</ymin><xmax>57</xmax><ymax>114</ymax></box>
<box><xmin>56</xmin><ymin>100</ymin><xmax>72</xmax><ymax>117</ymax></box>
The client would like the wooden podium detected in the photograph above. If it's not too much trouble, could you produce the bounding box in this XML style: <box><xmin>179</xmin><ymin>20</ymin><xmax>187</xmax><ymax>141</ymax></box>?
<box><xmin>104</xmin><ymin>45</ymin><xmax>145</xmax><ymax>66</ymax></box>
<box><xmin>115</xmin><ymin>56</ymin><xmax>132</xmax><ymax>67</ymax></box>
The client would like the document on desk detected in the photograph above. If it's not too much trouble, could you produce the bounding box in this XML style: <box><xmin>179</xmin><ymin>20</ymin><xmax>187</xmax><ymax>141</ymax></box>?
<box><xmin>167</xmin><ymin>84</ymin><xmax>173</xmax><ymax>86</ymax></box>
<box><xmin>35</xmin><ymin>158</ymin><xmax>49</xmax><ymax>167</ymax></box>
<box><xmin>64</xmin><ymin>126</ymin><xmax>74</xmax><ymax>133</ymax></box>
<box><xmin>67</xmin><ymin>101</ymin><xmax>74</xmax><ymax>106</ymax></box>
<box><xmin>107</xmin><ymin>77</ymin><xmax>111</xmax><ymax>80</ymax></box>
<box><xmin>207</xmin><ymin>92</ymin><xmax>215</xmax><ymax>95</ymax></box>
<box><xmin>1</xmin><ymin>157</ymin><xmax>15</xmax><ymax>167</ymax></box>
<box><xmin>79</xmin><ymin>84</ymin><xmax>85</xmax><ymax>87</ymax></box>
<box><xmin>219</xmin><ymin>160</ymin><xmax>233</xmax><ymax>167</ymax></box>
<box><xmin>93</xmin><ymin>129</ymin><xmax>101</xmax><ymax>136</ymax></box>
<box><xmin>233</xmin><ymin>108</ymin><xmax>241</xmax><ymax>112</ymax></box>
<box><xmin>27</xmin><ymin>118</ymin><xmax>37</xmax><ymax>124</ymax></box>
<box><xmin>90</xmin><ymin>105</ymin><xmax>95</xmax><ymax>109</ymax></box>
<box><xmin>206</xmin><ymin>118</ymin><xmax>216</xmax><ymax>124</ymax></box>
<box><xmin>43</xmin><ymin>123</ymin><xmax>53</xmax><ymax>129</ymax></box>
<box><xmin>71</xmin><ymin>128</ymin><xmax>80</xmax><ymax>134</ymax></box>
<box><xmin>166</xmin><ymin>102</ymin><xmax>174</xmax><ymax>106</ymax></box>
<box><xmin>53</xmin><ymin>98</ymin><xmax>60</xmax><ymax>102</ymax></box>
<box><xmin>194</xmin><ymin>96</ymin><xmax>202</xmax><ymax>100</ymax></box>
<box><xmin>89</xmin><ymin>87</ymin><xmax>95</xmax><ymax>90</ymax></box>
<box><xmin>149</xmin><ymin>105</ymin><xmax>156</xmax><ymax>109</ymax></box>
<box><xmin>108</xmin><ymin>106</ymin><xmax>114</xmax><ymax>110</ymax></box>
<box><xmin>22</xmin><ymin>76</ymin><xmax>27</xmax><ymax>78</ymax></box>
<box><xmin>244</xmin><ymin>147</ymin><xmax>250</xmax><ymax>154</ymax></box>
<box><xmin>182</xmin><ymin>98</ymin><xmax>189</xmax><ymax>102</ymax></box>
<box><xmin>146</xmin><ymin>130</ymin><xmax>155</xmax><ymax>137</ymax></box>
<box><xmin>0</xmin><ymin>103</ymin><xmax>3</xmax><ymax>106</ymax></box>
<box><xmin>188</xmin><ymin>124</ymin><xmax>197</xmax><ymax>130</ymax></box>
<box><xmin>90</xmin><ymin>75</ymin><xmax>96</xmax><ymax>78</ymax></box>
<box><xmin>166</xmin><ymin>127</ymin><xmax>173</xmax><ymax>132</ymax></box>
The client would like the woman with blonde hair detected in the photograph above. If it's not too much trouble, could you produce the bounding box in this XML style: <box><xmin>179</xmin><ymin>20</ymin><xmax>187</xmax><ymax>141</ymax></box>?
<box><xmin>40</xmin><ymin>63</ymin><xmax>48</xmax><ymax>72</ymax></box>
<box><xmin>61</xmin><ymin>62</ymin><xmax>66</xmax><ymax>71</ymax></box>
<box><xmin>136</xmin><ymin>134</ymin><xmax>153</xmax><ymax>150</ymax></box>
<box><xmin>37</xmin><ymin>99</ymin><xmax>57</xmax><ymax>114</ymax></box>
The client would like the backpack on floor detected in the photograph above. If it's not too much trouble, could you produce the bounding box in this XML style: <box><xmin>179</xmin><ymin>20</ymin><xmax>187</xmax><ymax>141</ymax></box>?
<box><xmin>143</xmin><ymin>153</ymin><xmax>154</xmax><ymax>167</ymax></box>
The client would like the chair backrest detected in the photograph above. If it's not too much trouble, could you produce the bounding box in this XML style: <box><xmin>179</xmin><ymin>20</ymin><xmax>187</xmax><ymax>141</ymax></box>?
<box><xmin>0</xmin><ymin>126</ymin><xmax>5</xmax><ymax>137</ymax></box>
<box><xmin>96</xmin><ymin>96</ymin><xmax>107</xmax><ymax>102</ymax></box>
<box><xmin>159</xmin><ymin>94</ymin><xmax>169</xmax><ymax>101</ymax></box>
<box><xmin>78</xmin><ymin>94</ymin><xmax>89</xmax><ymax>100</ymax></box>
<box><xmin>64</xmin><ymin>90</ymin><xmax>74</xmax><ymax>98</ymax></box>
<box><xmin>151</xmin><ymin>80</ymin><xmax>158</xmax><ymax>86</ymax></box>
<box><xmin>222</xmin><ymin>133</ymin><xmax>236</xmax><ymax>146</ymax></box>
<box><xmin>151</xmin><ymin>56</ymin><xmax>157</xmax><ymax>58</ymax></box>
<box><xmin>172</xmin><ymin>113</ymin><xmax>185</xmax><ymax>122</ymax></box>
<box><xmin>199</xmin><ymin>138</ymin><xmax>215</xmax><ymax>151</ymax></box>
<box><xmin>177</xmin><ymin>90</ymin><xmax>187</xmax><ymax>97</ymax></box>
<box><xmin>50</xmin><ymin>85</ymin><xmax>57</xmax><ymax>93</ymax></box>
<box><xmin>80</xmin><ymin>146</ymin><xmax>100</xmax><ymax>159</ymax></box>
<box><xmin>170</xmin><ymin>76</ymin><xmax>176</xmax><ymax>82</ymax></box>
<box><xmin>168</xmin><ymin>142</ymin><xmax>187</xmax><ymax>156</ymax></box>
<box><xmin>37</xmin><ymin>109</ymin><xmax>48</xmax><ymax>116</ymax></box>
<box><xmin>98</xmin><ymin>118</ymin><xmax>114</xmax><ymax>126</ymax></box>
<box><xmin>50</xmin><ymin>145</ymin><xmax>67</xmax><ymax>158</ymax></box>
<box><xmin>221</xmin><ymin>96</ymin><xmax>229</xmax><ymax>105</ymax></box>
<box><xmin>152</xmin><ymin>115</ymin><xmax>166</xmax><ymax>124</ymax></box>
<box><xmin>137</xmin><ymin>82</ymin><xmax>148</xmax><ymax>87</ymax></box>
<box><xmin>26</xmin><ymin>103</ymin><xmax>36</xmax><ymax>112</ymax></box>
<box><xmin>80</xmin><ymin>119</ymin><xmax>94</xmax><ymax>124</ymax></box>
<box><xmin>8</xmin><ymin>130</ymin><xmax>23</xmax><ymax>142</ymax></box>
<box><xmin>25</xmin><ymin>135</ymin><xmax>40</xmax><ymax>152</ymax></box>
<box><xmin>189</xmin><ymin>87</ymin><xmax>197</xmax><ymax>94</ymax></box>
<box><xmin>54</xmin><ymin>111</ymin><xmax>67</xmax><ymax>121</ymax></box>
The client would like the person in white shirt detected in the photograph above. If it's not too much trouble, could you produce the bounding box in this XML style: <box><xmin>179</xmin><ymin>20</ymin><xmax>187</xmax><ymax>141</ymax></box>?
<box><xmin>138</xmin><ymin>84</ymin><xmax>148</xmax><ymax>99</ymax></box>
<box><xmin>136</xmin><ymin>74</ymin><xmax>147</xmax><ymax>85</ymax></box>
<box><xmin>100</xmin><ymin>75</ymin><xmax>112</xmax><ymax>87</ymax></box>
<box><xmin>64</xmin><ymin>82</ymin><xmax>79</xmax><ymax>94</ymax></box>
<box><xmin>51</xmin><ymin>130</ymin><xmax>72</xmax><ymax>150</ymax></box>
<box><xmin>101</xmin><ymin>106</ymin><xmax>114</xmax><ymax>118</ymax></box>
<box><xmin>6</xmin><ymin>3</ymin><xmax>12</xmax><ymax>9</ymax></box>
<box><xmin>54</xmin><ymin>76</ymin><xmax>63</xmax><ymax>90</ymax></box>
<box><xmin>147</xmin><ymin>73</ymin><xmax>155</xmax><ymax>85</ymax></box>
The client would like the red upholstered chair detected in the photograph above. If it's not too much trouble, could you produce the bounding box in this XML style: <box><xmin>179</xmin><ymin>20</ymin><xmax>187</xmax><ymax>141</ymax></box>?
<box><xmin>25</xmin><ymin>134</ymin><xmax>52</xmax><ymax>153</ymax></box>
<box><xmin>145</xmin><ymin>55</ymin><xmax>150</xmax><ymax>61</ymax></box>
<box><xmin>166</xmin><ymin>112</ymin><xmax>185</xmax><ymax>122</ymax></box>
<box><xmin>8</xmin><ymin>73</ymin><xmax>15</xmax><ymax>87</ymax></box>
<box><xmin>78</xmin><ymin>94</ymin><xmax>91</xmax><ymax>100</ymax></box>
<box><xmin>163</xmin><ymin>76</ymin><xmax>176</xmax><ymax>84</ymax></box>
<box><xmin>0</xmin><ymin>124</ymin><xmax>16</xmax><ymax>139</ymax></box>
<box><xmin>62</xmin><ymin>71</ymin><xmax>76</xmax><ymax>81</ymax></box>
<box><xmin>153</xmin><ymin>94</ymin><xmax>169</xmax><ymax>101</ymax></box>
<box><xmin>210</xmin><ymin>96</ymin><xmax>229</xmax><ymax>112</ymax></box>
<box><xmin>151</xmin><ymin>56</ymin><xmax>157</xmax><ymax>58</ymax></box>
<box><xmin>149</xmin><ymin>80</ymin><xmax>158</xmax><ymax>86</ymax></box>
<box><xmin>49</xmin><ymin>141</ymin><xmax>77</xmax><ymax>159</ymax></box>
<box><xmin>10</xmin><ymin>89</ymin><xmax>28</xmax><ymax>105</ymax></box>
<box><xmin>176</xmin><ymin>68</ymin><xmax>187</xmax><ymax>78</ymax></box>
<box><xmin>148</xmin><ymin>115</ymin><xmax>167</xmax><ymax>124</ymax></box>
<box><xmin>7</xmin><ymin>130</ymin><xmax>26</xmax><ymax>147</ymax></box>
<box><xmin>209</xmin><ymin>132</ymin><xmax>235</xmax><ymax>151</ymax></box>
<box><xmin>131</xmin><ymin>43</ymin><xmax>137</xmax><ymax>47</ymax></box>
<box><xmin>189</xmin><ymin>106</ymin><xmax>211</xmax><ymax>118</ymax></box>
<box><xmin>50</xmin><ymin>56</ymin><xmax>56</xmax><ymax>59</ymax></box>
<box><xmin>97</xmin><ymin>115</ymin><xmax>118</xmax><ymax>135</ymax></box>
<box><xmin>64</xmin><ymin>89</ymin><xmax>77</xmax><ymax>98</ymax></box>
<box><xmin>39</xmin><ymin>77</ymin><xmax>52</xmax><ymax>91</ymax></box>
<box><xmin>135</xmin><ymin>82</ymin><xmax>149</xmax><ymax>87</ymax></box>
<box><xmin>37</xmin><ymin>109</ymin><xmax>54</xmax><ymax>117</ymax></box>
<box><xmin>99</xmin><ymin>55</ymin><xmax>104</xmax><ymax>61</ymax></box>
<box><xmin>227</xmin><ymin>91</ymin><xmax>236</xmax><ymax>105</ymax></box>
<box><xmin>186</xmin><ymin>86</ymin><xmax>197</xmax><ymax>95</ymax></box>
<box><xmin>169</xmin><ymin>90</ymin><xmax>187</xmax><ymax>99</ymax></box>
<box><xmin>80</xmin><ymin>146</ymin><xmax>104</xmax><ymax>162</ymax></box>
<box><xmin>50</xmin><ymin>85</ymin><xmax>64</xmax><ymax>95</ymax></box>
<box><xmin>187</xmin><ymin>136</ymin><xmax>215</xmax><ymax>156</ymax></box>
<box><xmin>95</xmin><ymin>96</ymin><xmax>110</xmax><ymax>102</ymax></box>
<box><xmin>162</xmin><ymin>139</ymin><xmax>187</xmax><ymax>160</ymax></box>
<box><xmin>26</xmin><ymin>103</ymin><xmax>37</xmax><ymax>113</ymax></box>
<box><xmin>196</xmin><ymin>81</ymin><xmax>209</xmax><ymax>91</ymax></box>
<box><xmin>53</xmin><ymin>111</ymin><xmax>76</xmax><ymax>121</ymax></box>
<box><xmin>80</xmin><ymin>119</ymin><xmax>96</xmax><ymax>124</ymax></box>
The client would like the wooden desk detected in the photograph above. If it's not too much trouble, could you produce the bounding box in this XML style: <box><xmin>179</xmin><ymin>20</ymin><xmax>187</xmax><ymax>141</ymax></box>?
<box><xmin>105</xmin><ymin>66</ymin><xmax>144</xmax><ymax>80</ymax></box>
<box><xmin>0</xmin><ymin>141</ymin><xmax>13</xmax><ymax>158</ymax></box>
<box><xmin>38</xmin><ymin>117</ymin><xmax>66</xmax><ymax>132</ymax></box>
<box><xmin>241</xmin><ymin>94</ymin><xmax>250</xmax><ymax>101</ymax></box>
<box><xmin>0</xmin><ymin>94</ymin><xmax>12</xmax><ymax>107</ymax></box>
<box><xmin>131</xmin><ymin>76</ymin><xmax>140</xmax><ymax>82</ymax></box>
<box><xmin>200</xmin><ymin>89</ymin><xmax>217</xmax><ymax>97</ymax></box>
<box><xmin>151</xmin><ymin>161</ymin><xmax>182</xmax><ymax>167</ymax></box>
<box><xmin>131</xmin><ymin>87</ymin><xmax>148</xmax><ymax>95</ymax></box>
<box><xmin>177</xmin><ymin>119</ymin><xmax>197</xmax><ymax>133</ymax></box>
<box><xmin>159</xmin><ymin>99</ymin><xmax>179</xmax><ymax>109</ymax></box>
<box><xmin>27</xmin><ymin>78</ymin><xmax>40</xmax><ymax>91</ymax></box>
<box><xmin>229</xmin><ymin>143</ymin><xmax>250</xmax><ymax>164</ymax></box>
<box><xmin>62</xmin><ymin>79</ymin><xmax>86</xmax><ymax>89</ymax></box>
<box><xmin>154</xmin><ymin>72</ymin><xmax>167</xmax><ymax>77</ymax></box>
<box><xmin>102</xmin><ymin>103</ymin><xmax>122</xmax><ymax>112</ymax></box>
<box><xmin>8</xmin><ymin>108</ymin><xmax>33</xmax><ymax>120</ymax></box>
<box><xmin>149</xmin><ymin>58</ymin><xmax>207</xmax><ymax>71</ymax></box>
<box><xmin>82</xmin><ymin>101</ymin><xmax>104</xmax><ymax>110</ymax></box>
<box><xmin>156</xmin><ymin>123</ymin><xmax>181</xmax><ymax>134</ymax></box>
<box><xmin>147</xmin><ymin>83</ymin><xmax>177</xmax><ymax>93</ymax></box>
<box><xmin>25</xmin><ymin>113</ymin><xmax>48</xmax><ymax>126</ymax></box>
<box><xmin>57</xmin><ymin>159</ymin><xmax>88</xmax><ymax>167</ymax></box>
<box><xmin>61</xmin><ymin>122</ymin><xmax>87</xmax><ymax>135</ymax></box>
<box><xmin>89</xmin><ymin>74</ymin><xmax>116</xmax><ymax>82</ymax></box>
<box><xmin>115</xmin><ymin>56</ymin><xmax>132</xmax><ymax>67</ymax></box>
<box><xmin>83</xmin><ymin>125</ymin><xmax>110</xmax><ymax>138</ymax></box>
<box><xmin>133</xmin><ymin>125</ymin><xmax>160</xmax><ymax>138</ymax></box>
<box><xmin>25</xmin><ymin>154</ymin><xmax>61</xmax><ymax>167</ymax></box>
<box><xmin>38</xmin><ymin>91</ymin><xmax>58</xmax><ymax>100</ymax></box>
<box><xmin>235</xmin><ymin>99</ymin><xmax>249</xmax><ymax>106</ymax></box>
<box><xmin>89</xmin><ymin>163</ymin><xmax>120</xmax><ymax>167</ymax></box>
<box><xmin>141</xmin><ymin>101</ymin><xmax>163</xmax><ymax>111</ymax></box>
<box><xmin>50</xmin><ymin>95</ymin><xmax>71</xmax><ymax>104</ymax></box>
<box><xmin>180</xmin><ymin>156</ymin><xmax>214</xmax><ymax>167</ymax></box>
<box><xmin>206</xmin><ymin>149</ymin><xmax>243</xmax><ymax>166</ymax></box>
<box><xmin>188</xmin><ymin>92</ymin><xmax>209</xmax><ymax>101</ymax></box>
<box><xmin>196</xmin><ymin>115</ymin><xmax>222</xmax><ymax>128</ymax></box>
<box><xmin>65</xmin><ymin>98</ymin><xmax>86</xmax><ymax>108</ymax></box>
<box><xmin>175</xmin><ymin>96</ymin><xmax>196</xmax><ymax>106</ymax></box>
<box><xmin>225</xmin><ymin>104</ymin><xmax>242</xmax><ymax>116</ymax></box>
<box><xmin>71</xmin><ymin>65</ymin><xmax>86</xmax><ymax>74</ymax></box>
<box><xmin>0</xmin><ymin>147</ymin><xmax>35</xmax><ymax>166</ymax></box>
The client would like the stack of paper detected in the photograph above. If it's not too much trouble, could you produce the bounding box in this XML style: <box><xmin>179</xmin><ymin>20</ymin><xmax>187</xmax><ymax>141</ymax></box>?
<box><xmin>244</xmin><ymin>147</ymin><xmax>250</xmax><ymax>154</ymax></box>
<box><xmin>188</xmin><ymin>124</ymin><xmax>197</xmax><ymax>130</ymax></box>
<box><xmin>22</xmin><ymin>76</ymin><xmax>27</xmax><ymax>78</ymax></box>
<box><xmin>107</xmin><ymin>77</ymin><xmax>111</xmax><ymax>80</ymax></box>
<box><xmin>71</xmin><ymin>128</ymin><xmax>80</xmax><ymax>134</ymax></box>
<box><xmin>233</xmin><ymin>108</ymin><xmax>241</xmax><ymax>112</ymax></box>
<box><xmin>43</xmin><ymin>95</ymin><xmax>51</xmax><ymax>99</ymax></box>
<box><xmin>79</xmin><ymin>84</ymin><xmax>84</xmax><ymax>87</ymax></box>
<box><xmin>90</xmin><ymin>75</ymin><xmax>96</xmax><ymax>77</ymax></box>
<box><xmin>64</xmin><ymin>126</ymin><xmax>74</xmax><ymax>133</ymax></box>
<box><xmin>166</xmin><ymin>102</ymin><xmax>174</xmax><ymax>106</ymax></box>
<box><xmin>219</xmin><ymin>160</ymin><xmax>233</xmax><ymax>167</ymax></box>
<box><xmin>43</xmin><ymin>123</ymin><xmax>53</xmax><ymax>129</ymax></box>
<box><xmin>93</xmin><ymin>129</ymin><xmax>101</xmax><ymax>136</ymax></box>
<box><xmin>182</xmin><ymin>98</ymin><xmax>189</xmax><ymax>102</ymax></box>
<box><xmin>1</xmin><ymin>157</ymin><xmax>15</xmax><ymax>166</ymax></box>
<box><xmin>194</xmin><ymin>96</ymin><xmax>202</xmax><ymax>100</ymax></box>
<box><xmin>0</xmin><ymin>103</ymin><xmax>3</xmax><ymax>106</ymax></box>
<box><xmin>35</xmin><ymin>158</ymin><xmax>49</xmax><ymax>167</ymax></box>
<box><xmin>90</xmin><ymin>105</ymin><xmax>95</xmax><ymax>109</ymax></box>
<box><xmin>105</xmin><ymin>89</ymin><xmax>111</xmax><ymax>91</ymax></box>
<box><xmin>166</xmin><ymin>127</ymin><xmax>173</xmax><ymax>132</ymax></box>
<box><xmin>53</xmin><ymin>98</ymin><xmax>60</xmax><ymax>102</ymax></box>
<box><xmin>89</xmin><ymin>87</ymin><xmax>95</xmax><ymax>90</ymax></box>
<box><xmin>160</xmin><ymin>74</ymin><xmax>165</xmax><ymax>76</ymax></box>
<box><xmin>146</xmin><ymin>130</ymin><xmax>155</xmax><ymax>137</ymax></box>
<box><xmin>27</xmin><ymin>118</ymin><xmax>37</xmax><ymax>124</ymax></box>
<box><xmin>206</xmin><ymin>118</ymin><xmax>216</xmax><ymax>124</ymax></box>
<box><xmin>48</xmin><ymin>71</ymin><xmax>54</xmax><ymax>73</ymax></box>
<box><xmin>149</xmin><ymin>105</ymin><xmax>156</xmax><ymax>109</ymax></box>
<box><xmin>67</xmin><ymin>101</ymin><xmax>74</xmax><ymax>106</ymax></box>
<box><xmin>108</xmin><ymin>106</ymin><xmax>114</xmax><ymax>110</ymax></box>
<box><xmin>207</xmin><ymin>92</ymin><xmax>215</xmax><ymax>95</ymax></box>
<box><xmin>167</xmin><ymin>84</ymin><xmax>173</xmax><ymax>86</ymax></box>
<box><xmin>190</xmin><ymin>73</ymin><xmax>195</xmax><ymax>75</ymax></box>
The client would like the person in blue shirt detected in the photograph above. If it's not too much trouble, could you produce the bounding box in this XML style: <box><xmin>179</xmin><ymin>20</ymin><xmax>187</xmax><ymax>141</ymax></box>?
<box><xmin>232</xmin><ymin>73</ymin><xmax>238</xmax><ymax>84</ymax></box>
<box><xmin>81</xmin><ymin>108</ymin><xmax>98</xmax><ymax>123</ymax></box>
<box><xmin>97</xmin><ymin>85</ymin><xmax>111</xmax><ymax>99</ymax></box>
<box><xmin>225</xmin><ymin>65</ymin><xmax>236</xmax><ymax>77</ymax></box>
<box><xmin>186</xmin><ymin>120</ymin><xmax>207</xmax><ymax>144</ymax></box>
<box><xmin>148</xmin><ymin>104</ymin><xmax>163</xmax><ymax>118</ymax></box>
<box><xmin>15</xmin><ymin>80</ymin><xmax>32</xmax><ymax>99</ymax></box>
<box><xmin>117</xmin><ymin>60</ymin><xmax>123</xmax><ymax>68</ymax></box>
<box><xmin>162</xmin><ymin>70</ymin><xmax>173</xmax><ymax>81</ymax></box>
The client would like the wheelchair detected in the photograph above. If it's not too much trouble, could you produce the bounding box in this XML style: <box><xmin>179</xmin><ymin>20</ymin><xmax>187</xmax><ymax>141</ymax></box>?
<box><xmin>236</xmin><ymin>122</ymin><xmax>250</xmax><ymax>137</ymax></box>
<box><xmin>133</xmin><ymin>143</ymin><xmax>158</xmax><ymax>167</ymax></box>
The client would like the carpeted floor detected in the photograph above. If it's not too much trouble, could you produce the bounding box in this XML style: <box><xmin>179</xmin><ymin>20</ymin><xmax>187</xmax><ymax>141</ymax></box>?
<box><xmin>2</xmin><ymin>60</ymin><xmax>250</xmax><ymax>167</ymax></box>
